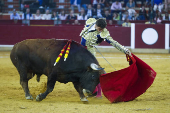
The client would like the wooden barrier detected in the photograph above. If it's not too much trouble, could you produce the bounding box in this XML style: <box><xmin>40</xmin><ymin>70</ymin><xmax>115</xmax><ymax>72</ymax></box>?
<box><xmin>0</xmin><ymin>21</ymin><xmax>169</xmax><ymax>53</ymax></box>
<box><xmin>0</xmin><ymin>25</ymin><xmax>131</xmax><ymax>46</ymax></box>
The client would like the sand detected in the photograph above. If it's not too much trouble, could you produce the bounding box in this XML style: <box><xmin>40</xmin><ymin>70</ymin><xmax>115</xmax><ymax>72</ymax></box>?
<box><xmin>0</xmin><ymin>51</ymin><xmax>169</xmax><ymax>113</ymax></box>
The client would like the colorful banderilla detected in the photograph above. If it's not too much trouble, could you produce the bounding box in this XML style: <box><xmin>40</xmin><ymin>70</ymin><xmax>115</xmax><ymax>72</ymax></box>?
<box><xmin>54</xmin><ymin>40</ymin><xmax>72</xmax><ymax>66</ymax></box>
<box><xmin>64</xmin><ymin>41</ymin><xmax>72</xmax><ymax>61</ymax></box>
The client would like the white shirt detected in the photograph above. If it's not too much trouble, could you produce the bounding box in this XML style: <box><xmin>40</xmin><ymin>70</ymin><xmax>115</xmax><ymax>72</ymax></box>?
<box><xmin>34</xmin><ymin>14</ymin><xmax>42</xmax><ymax>20</ymax></box>
<box><xmin>73</xmin><ymin>0</ymin><xmax>77</xmax><ymax>5</ymax></box>
<box><xmin>22</xmin><ymin>13</ymin><xmax>33</xmax><ymax>20</ymax></box>
<box><xmin>59</xmin><ymin>14</ymin><xmax>67</xmax><ymax>20</ymax></box>
<box><xmin>87</xmin><ymin>9</ymin><xmax>92</xmax><ymax>17</ymax></box>
<box><xmin>10</xmin><ymin>13</ymin><xmax>21</xmax><ymax>20</ymax></box>
<box><xmin>21</xmin><ymin>4</ymin><xmax>24</xmax><ymax>10</ymax></box>
<box><xmin>97</xmin><ymin>9</ymin><xmax>102</xmax><ymax>17</ymax></box>
<box><xmin>156</xmin><ymin>18</ymin><xmax>162</xmax><ymax>23</ymax></box>
<box><xmin>163</xmin><ymin>15</ymin><xmax>170</xmax><ymax>20</ymax></box>
<box><xmin>93</xmin><ymin>0</ymin><xmax>98</xmax><ymax>5</ymax></box>
<box><xmin>77</xmin><ymin>14</ymin><xmax>87</xmax><ymax>20</ymax></box>
<box><xmin>111</xmin><ymin>2</ymin><xmax>122</xmax><ymax>10</ymax></box>
<box><xmin>41</xmin><ymin>14</ymin><xmax>52</xmax><ymax>20</ymax></box>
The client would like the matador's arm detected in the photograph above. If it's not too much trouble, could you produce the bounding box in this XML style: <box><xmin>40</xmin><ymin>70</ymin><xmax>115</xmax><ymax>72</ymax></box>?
<box><xmin>105</xmin><ymin>36</ymin><xmax>128</xmax><ymax>54</ymax></box>
<box><xmin>100</xmin><ymin>29</ymin><xmax>129</xmax><ymax>54</ymax></box>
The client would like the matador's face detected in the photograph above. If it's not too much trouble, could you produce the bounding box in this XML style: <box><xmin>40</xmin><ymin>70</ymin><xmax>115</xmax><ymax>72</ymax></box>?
<box><xmin>95</xmin><ymin>24</ymin><xmax>104</xmax><ymax>32</ymax></box>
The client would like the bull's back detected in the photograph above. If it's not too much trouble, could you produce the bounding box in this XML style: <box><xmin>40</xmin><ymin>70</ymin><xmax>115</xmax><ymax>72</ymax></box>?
<box><xmin>10</xmin><ymin>39</ymin><xmax>84</xmax><ymax>69</ymax></box>
<box><xmin>11</xmin><ymin>39</ymin><xmax>67</xmax><ymax>57</ymax></box>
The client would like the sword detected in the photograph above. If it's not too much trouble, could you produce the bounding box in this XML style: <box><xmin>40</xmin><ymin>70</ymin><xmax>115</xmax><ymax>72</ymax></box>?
<box><xmin>94</xmin><ymin>46</ymin><xmax>117</xmax><ymax>71</ymax></box>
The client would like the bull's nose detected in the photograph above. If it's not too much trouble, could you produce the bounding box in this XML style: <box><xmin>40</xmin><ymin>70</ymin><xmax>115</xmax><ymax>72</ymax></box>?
<box><xmin>83</xmin><ymin>89</ymin><xmax>92</xmax><ymax>96</ymax></box>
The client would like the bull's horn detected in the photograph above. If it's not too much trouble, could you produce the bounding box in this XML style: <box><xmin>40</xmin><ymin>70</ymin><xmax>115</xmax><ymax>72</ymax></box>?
<box><xmin>90</xmin><ymin>63</ymin><xmax>104</xmax><ymax>70</ymax></box>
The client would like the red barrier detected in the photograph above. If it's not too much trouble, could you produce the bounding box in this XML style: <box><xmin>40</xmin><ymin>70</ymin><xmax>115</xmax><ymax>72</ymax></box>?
<box><xmin>0</xmin><ymin>25</ymin><xmax>131</xmax><ymax>46</ymax></box>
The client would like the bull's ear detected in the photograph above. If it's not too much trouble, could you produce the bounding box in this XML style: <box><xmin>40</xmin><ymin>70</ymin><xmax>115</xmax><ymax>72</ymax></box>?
<box><xmin>90</xmin><ymin>63</ymin><xmax>104</xmax><ymax>71</ymax></box>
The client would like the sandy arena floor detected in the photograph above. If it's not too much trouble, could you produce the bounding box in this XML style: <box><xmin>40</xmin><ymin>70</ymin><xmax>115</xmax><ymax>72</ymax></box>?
<box><xmin>0</xmin><ymin>51</ymin><xmax>169</xmax><ymax>113</ymax></box>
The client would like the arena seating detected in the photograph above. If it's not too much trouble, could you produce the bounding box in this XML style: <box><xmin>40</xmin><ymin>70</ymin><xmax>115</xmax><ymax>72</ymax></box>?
<box><xmin>0</xmin><ymin>0</ymin><xmax>170</xmax><ymax>24</ymax></box>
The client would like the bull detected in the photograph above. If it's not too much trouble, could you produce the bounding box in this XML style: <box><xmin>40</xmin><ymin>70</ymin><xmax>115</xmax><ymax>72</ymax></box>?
<box><xmin>10</xmin><ymin>39</ymin><xmax>104</xmax><ymax>102</ymax></box>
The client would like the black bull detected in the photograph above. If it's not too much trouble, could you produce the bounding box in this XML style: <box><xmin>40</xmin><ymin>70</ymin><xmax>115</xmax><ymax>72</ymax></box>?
<box><xmin>10</xmin><ymin>39</ymin><xmax>105</xmax><ymax>102</ymax></box>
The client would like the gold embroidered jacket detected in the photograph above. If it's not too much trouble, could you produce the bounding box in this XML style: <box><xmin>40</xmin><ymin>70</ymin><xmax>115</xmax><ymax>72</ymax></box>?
<box><xmin>80</xmin><ymin>18</ymin><xmax>128</xmax><ymax>54</ymax></box>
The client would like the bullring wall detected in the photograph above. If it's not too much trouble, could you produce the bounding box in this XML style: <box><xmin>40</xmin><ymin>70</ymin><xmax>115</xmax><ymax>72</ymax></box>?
<box><xmin>0</xmin><ymin>21</ymin><xmax>169</xmax><ymax>53</ymax></box>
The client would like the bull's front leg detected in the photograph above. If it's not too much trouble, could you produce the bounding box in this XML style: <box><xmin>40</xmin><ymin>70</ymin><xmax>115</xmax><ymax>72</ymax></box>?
<box><xmin>73</xmin><ymin>82</ymin><xmax>88</xmax><ymax>102</ymax></box>
<box><xmin>36</xmin><ymin>74</ymin><xmax>56</xmax><ymax>101</ymax></box>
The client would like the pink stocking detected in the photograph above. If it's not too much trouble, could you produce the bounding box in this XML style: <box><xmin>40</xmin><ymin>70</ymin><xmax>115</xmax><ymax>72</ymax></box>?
<box><xmin>96</xmin><ymin>83</ymin><xmax>102</xmax><ymax>97</ymax></box>
<box><xmin>93</xmin><ymin>86</ymin><xmax>98</xmax><ymax>94</ymax></box>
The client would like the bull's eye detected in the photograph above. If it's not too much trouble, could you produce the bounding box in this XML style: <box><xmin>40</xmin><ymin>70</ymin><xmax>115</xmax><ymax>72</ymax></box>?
<box><xmin>92</xmin><ymin>75</ymin><xmax>95</xmax><ymax>80</ymax></box>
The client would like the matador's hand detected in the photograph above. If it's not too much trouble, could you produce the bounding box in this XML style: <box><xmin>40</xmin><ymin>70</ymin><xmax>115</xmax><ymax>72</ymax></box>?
<box><xmin>126</xmin><ymin>49</ymin><xmax>132</xmax><ymax>57</ymax></box>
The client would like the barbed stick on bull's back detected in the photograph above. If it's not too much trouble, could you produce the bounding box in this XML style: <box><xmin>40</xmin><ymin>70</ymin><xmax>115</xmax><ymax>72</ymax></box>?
<box><xmin>64</xmin><ymin>40</ymin><xmax>72</xmax><ymax>61</ymax></box>
<box><xmin>54</xmin><ymin>41</ymin><xmax>69</xmax><ymax>66</ymax></box>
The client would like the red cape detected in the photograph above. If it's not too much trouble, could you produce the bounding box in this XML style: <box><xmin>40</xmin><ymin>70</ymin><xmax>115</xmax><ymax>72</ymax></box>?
<box><xmin>100</xmin><ymin>54</ymin><xmax>156</xmax><ymax>103</ymax></box>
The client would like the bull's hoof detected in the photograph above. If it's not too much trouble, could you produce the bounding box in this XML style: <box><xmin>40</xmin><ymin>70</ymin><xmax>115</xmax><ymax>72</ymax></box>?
<box><xmin>36</xmin><ymin>93</ymin><xmax>43</xmax><ymax>101</ymax></box>
<box><xmin>26</xmin><ymin>95</ymin><xmax>33</xmax><ymax>100</ymax></box>
<box><xmin>80</xmin><ymin>97</ymin><xmax>88</xmax><ymax>102</ymax></box>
